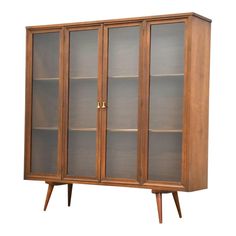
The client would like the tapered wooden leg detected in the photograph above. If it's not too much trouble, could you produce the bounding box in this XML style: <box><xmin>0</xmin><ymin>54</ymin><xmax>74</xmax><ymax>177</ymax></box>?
<box><xmin>68</xmin><ymin>184</ymin><xmax>73</xmax><ymax>207</ymax></box>
<box><xmin>44</xmin><ymin>183</ymin><xmax>54</xmax><ymax>211</ymax></box>
<box><xmin>172</xmin><ymin>192</ymin><xmax>182</xmax><ymax>218</ymax></box>
<box><xmin>155</xmin><ymin>192</ymin><xmax>163</xmax><ymax>224</ymax></box>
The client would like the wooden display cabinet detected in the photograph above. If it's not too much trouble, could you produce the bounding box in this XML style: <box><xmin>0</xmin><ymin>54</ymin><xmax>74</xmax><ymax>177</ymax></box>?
<box><xmin>24</xmin><ymin>12</ymin><xmax>211</xmax><ymax>223</ymax></box>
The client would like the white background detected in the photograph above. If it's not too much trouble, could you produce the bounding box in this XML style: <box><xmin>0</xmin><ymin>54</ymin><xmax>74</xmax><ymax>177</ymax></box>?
<box><xmin>0</xmin><ymin>0</ymin><xmax>235</xmax><ymax>235</ymax></box>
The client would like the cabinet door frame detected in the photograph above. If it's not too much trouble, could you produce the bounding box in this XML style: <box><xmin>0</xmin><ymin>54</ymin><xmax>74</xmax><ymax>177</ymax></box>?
<box><xmin>24</xmin><ymin>28</ymin><xmax>64</xmax><ymax>180</ymax></box>
<box><xmin>100</xmin><ymin>22</ymin><xmax>144</xmax><ymax>185</ymax></box>
<box><xmin>62</xmin><ymin>25</ymin><xmax>103</xmax><ymax>182</ymax></box>
<box><xmin>142</xmin><ymin>19</ymin><xmax>189</xmax><ymax>188</ymax></box>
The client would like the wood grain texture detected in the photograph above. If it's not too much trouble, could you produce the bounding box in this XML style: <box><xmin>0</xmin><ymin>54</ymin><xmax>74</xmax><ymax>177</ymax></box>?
<box><xmin>62</xmin><ymin>27</ymin><xmax>70</xmax><ymax>179</ymax></box>
<box><xmin>137</xmin><ymin>21</ymin><xmax>145</xmax><ymax>183</ymax></box>
<box><xmin>24</xmin><ymin>29</ymin><xmax>33</xmax><ymax>178</ymax></box>
<box><xmin>43</xmin><ymin>183</ymin><xmax>54</xmax><ymax>211</ymax></box>
<box><xmin>152</xmin><ymin>190</ymin><xmax>182</xmax><ymax>223</ymax></box>
<box><xmin>97</xmin><ymin>25</ymin><xmax>104</xmax><ymax>182</ymax></box>
<box><xmin>185</xmin><ymin>17</ymin><xmax>211</xmax><ymax>191</ymax></box>
<box><xmin>100</xmin><ymin>25</ymin><xmax>108</xmax><ymax>181</ymax></box>
<box><xmin>24</xmin><ymin>13</ymin><xmax>211</xmax><ymax>194</ymax></box>
<box><xmin>172</xmin><ymin>192</ymin><xmax>182</xmax><ymax>218</ymax></box>
<box><xmin>26</xmin><ymin>12</ymin><xmax>211</xmax><ymax>30</ymax></box>
<box><xmin>155</xmin><ymin>192</ymin><xmax>163</xmax><ymax>223</ymax></box>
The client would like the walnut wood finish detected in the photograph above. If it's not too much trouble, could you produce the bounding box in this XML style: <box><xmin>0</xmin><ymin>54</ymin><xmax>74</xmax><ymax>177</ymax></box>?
<box><xmin>184</xmin><ymin>17</ymin><xmax>211</xmax><ymax>191</ymax></box>
<box><xmin>26</xmin><ymin>12</ymin><xmax>211</xmax><ymax>30</ymax></box>
<box><xmin>43</xmin><ymin>182</ymin><xmax>73</xmax><ymax>210</ymax></box>
<box><xmin>155</xmin><ymin>192</ymin><xmax>163</xmax><ymax>223</ymax></box>
<box><xmin>24</xmin><ymin>13</ymin><xmax>211</xmax><ymax>222</ymax></box>
<box><xmin>152</xmin><ymin>190</ymin><xmax>182</xmax><ymax>223</ymax></box>
<box><xmin>44</xmin><ymin>183</ymin><xmax>54</xmax><ymax>211</ymax></box>
<box><xmin>68</xmin><ymin>184</ymin><xmax>73</xmax><ymax>206</ymax></box>
<box><xmin>172</xmin><ymin>192</ymin><xmax>182</xmax><ymax>218</ymax></box>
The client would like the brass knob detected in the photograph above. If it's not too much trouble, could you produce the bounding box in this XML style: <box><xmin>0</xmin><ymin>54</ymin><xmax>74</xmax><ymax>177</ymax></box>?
<box><xmin>102</xmin><ymin>101</ymin><xmax>106</xmax><ymax>109</ymax></box>
<box><xmin>97</xmin><ymin>102</ymin><xmax>101</xmax><ymax>109</ymax></box>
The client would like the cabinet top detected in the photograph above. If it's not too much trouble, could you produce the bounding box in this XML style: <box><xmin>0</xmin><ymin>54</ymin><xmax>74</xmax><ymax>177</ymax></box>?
<box><xmin>26</xmin><ymin>12</ymin><xmax>211</xmax><ymax>30</ymax></box>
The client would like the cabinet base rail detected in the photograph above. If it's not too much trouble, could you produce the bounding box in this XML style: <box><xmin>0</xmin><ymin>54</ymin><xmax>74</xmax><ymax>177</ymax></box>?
<box><xmin>43</xmin><ymin>182</ymin><xmax>182</xmax><ymax>223</ymax></box>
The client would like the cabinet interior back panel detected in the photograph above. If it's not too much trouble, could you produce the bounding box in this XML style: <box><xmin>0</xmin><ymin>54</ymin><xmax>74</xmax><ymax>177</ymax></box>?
<box><xmin>106</xmin><ymin>131</ymin><xmax>137</xmax><ymax>179</ymax></box>
<box><xmin>33</xmin><ymin>32</ymin><xmax>60</xmax><ymax>79</ymax></box>
<box><xmin>107</xmin><ymin>78</ymin><xmax>138</xmax><ymax>129</ymax></box>
<box><xmin>31</xmin><ymin>129</ymin><xmax>58</xmax><ymax>174</ymax></box>
<box><xmin>108</xmin><ymin>26</ymin><xmax>139</xmax><ymax>76</ymax></box>
<box><xmin>69</xmin><ymin>80</ymin><xmax>97</xmax><ymax>129</ymax></box>
<box><xmin>32</xmin><ymin>81</ymin><xmax>59</xmax><ymax>128</ymax></box>
<box><xmin>69</xmin><ymin>30</ymin><xmax>98</xmax><ymax>78</ymax></box>
<box><xmin>149</xmin><ymin>76</ymin><xmax>184</xmax><ymax>130</ymax></box>
<box><xmin>68</xmin><ymin>131</ymin><xmax>96</xmax><ymax>177</ymax></box>
<box><xmin>148</xmin><ymin>132</ymin><xmax>182</xmax><ymax>182</ymax></box>
<box><xmin>150</xmin><ymin>23</ymin><xmax>184</xmax><ymax>75</ymax></box>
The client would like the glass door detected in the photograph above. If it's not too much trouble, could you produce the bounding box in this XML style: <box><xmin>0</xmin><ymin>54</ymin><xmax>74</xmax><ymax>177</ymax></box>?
<box><xmin>147</xmin><ymin>22</ymin><xmax>185</xmax><ymax>182</ymax></box>
<box><xmin>66</xmin><ymin>27</ymin><xmax>101</xmax><ymax>180</ymax></box>
<box><xmin>30</xmin><ymin>31</ymin><xmax>62</xmax><ymax>176</ymax></box>
<box><xmin>102</xmin><ymin>24</ymin><xmax>141</xmax><ymax>182</ymax></box>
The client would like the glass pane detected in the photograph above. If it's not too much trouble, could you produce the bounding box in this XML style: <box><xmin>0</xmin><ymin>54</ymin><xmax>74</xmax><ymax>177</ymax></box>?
<box><xmin>149</xmin><ymin>133</ymin><xmax>182</xmax><ymax>181</ymax></box>
<box><xmin>68</xmin><ymin>131</ymin><xmax>96</xmax><ymax>177</ymax></box>
<box><xmin>68</xmin><ymin>30</ymin><xmax>98</xmax><ymax>177</ymax></box>
<box><xmin>32</xmin><ymin>81</ymin><xmax>59</xmax><ymax>128</ymax></box>
<box><xmin>107</xmin><ymin>79</ymin><xmax>138</xmax><ymax>129</ymax></box>
<box><xmin>31</xmin><ymin>129</ymin><xmax>58</xmax><ymax>174</ymax></box>
<box><xmin>106</xmin><ymin>132</ymin><xmax>137</xmax><ymax>179</ymax></box>
<box><xmin>33</xmin><ymin>32</ymin><xmax>59</xmax><ymax>79</ymax></box>
<box><xmin>148</xmin><ymin>23</ymin><xmax>184</xmax><ymax>182</ymax></box>
<box><xmin>149</xmin><ymin>75</ymin><xmax>184</xmax><ymax>130</ymax></box>
<box><xmin>31</xmin><ymin>32</ymin><xmax>60</xmax><ymax>174</ymax></box>
<box><xmin>106</xmin><ymin>26</ymin><xmax>139</xmax><ymax>179</ymax></box>
<box><xmin>150</xmin><ymin>23</ymin><xmax>184</xmax><ymax>75</ymax></box>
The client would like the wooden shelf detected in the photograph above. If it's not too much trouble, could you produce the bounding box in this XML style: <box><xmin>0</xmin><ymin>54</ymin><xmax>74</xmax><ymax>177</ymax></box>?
<box><xmin>64</xmin><ymin>128</ymin><xmax>182</xmax><ymax>133</ymax></box>
<box><xmin>108</xmin><ymin>74</ymin><xmax>183</xmax><ymax>80</ymax></box>
<box><xmin>70</xmin><ymin>76</ymin><xmax>97</xmax><ymax>80</ymax></box>
<box><xmin>108</xmin><ymin>75</ymin><xmax>138</xmax><ymax>79</ymax></box>
<box><xmin>69</xmin><ymin>128</ymin><xmax>139</xmax><ymax>132</ymax></box>
<box><xmin>149</xmin><ymin>129</ymin><xmax>182</xmax><ymax>133</ymax></box>
<box><xmin>151</xmin><ymin>73</ymin><xmax>184</xmax><ymax>78</ymax></box>
<box><xmin>33</xmin><ymin>77</ymin><xmax>59</xmax><ymax>81</ymax></box>
<box><xmin>69</xmin><ymin>128</ymin><xmax>96</xmax><ymax>131</ymax></box>
<box><xmin>33</xmin><ymin>127</ymin><xmax>58</xmax><ymax>130</ymax></box>
<box><xmin>107</xmin><ymin>128</ymin><xmax>137</xmax><ymax>132</ymax></box>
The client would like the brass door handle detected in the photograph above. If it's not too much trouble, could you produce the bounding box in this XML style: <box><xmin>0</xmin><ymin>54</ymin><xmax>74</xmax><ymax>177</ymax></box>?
<box><xmin>102</xmin><ymin>101</ymin><xmax>106</xmax><ymax>109</ymax></box>
<box><xmin>97</xmin><ymin>102</ymin><xmax>101</xmax><ymax>109</ymax></box>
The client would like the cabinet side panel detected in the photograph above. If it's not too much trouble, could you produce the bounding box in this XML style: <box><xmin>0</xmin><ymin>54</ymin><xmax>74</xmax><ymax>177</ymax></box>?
<box><xmin>187</xmin><ymin>17</ymin><xmax>211</xmax><ymax>191</ymax></box>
